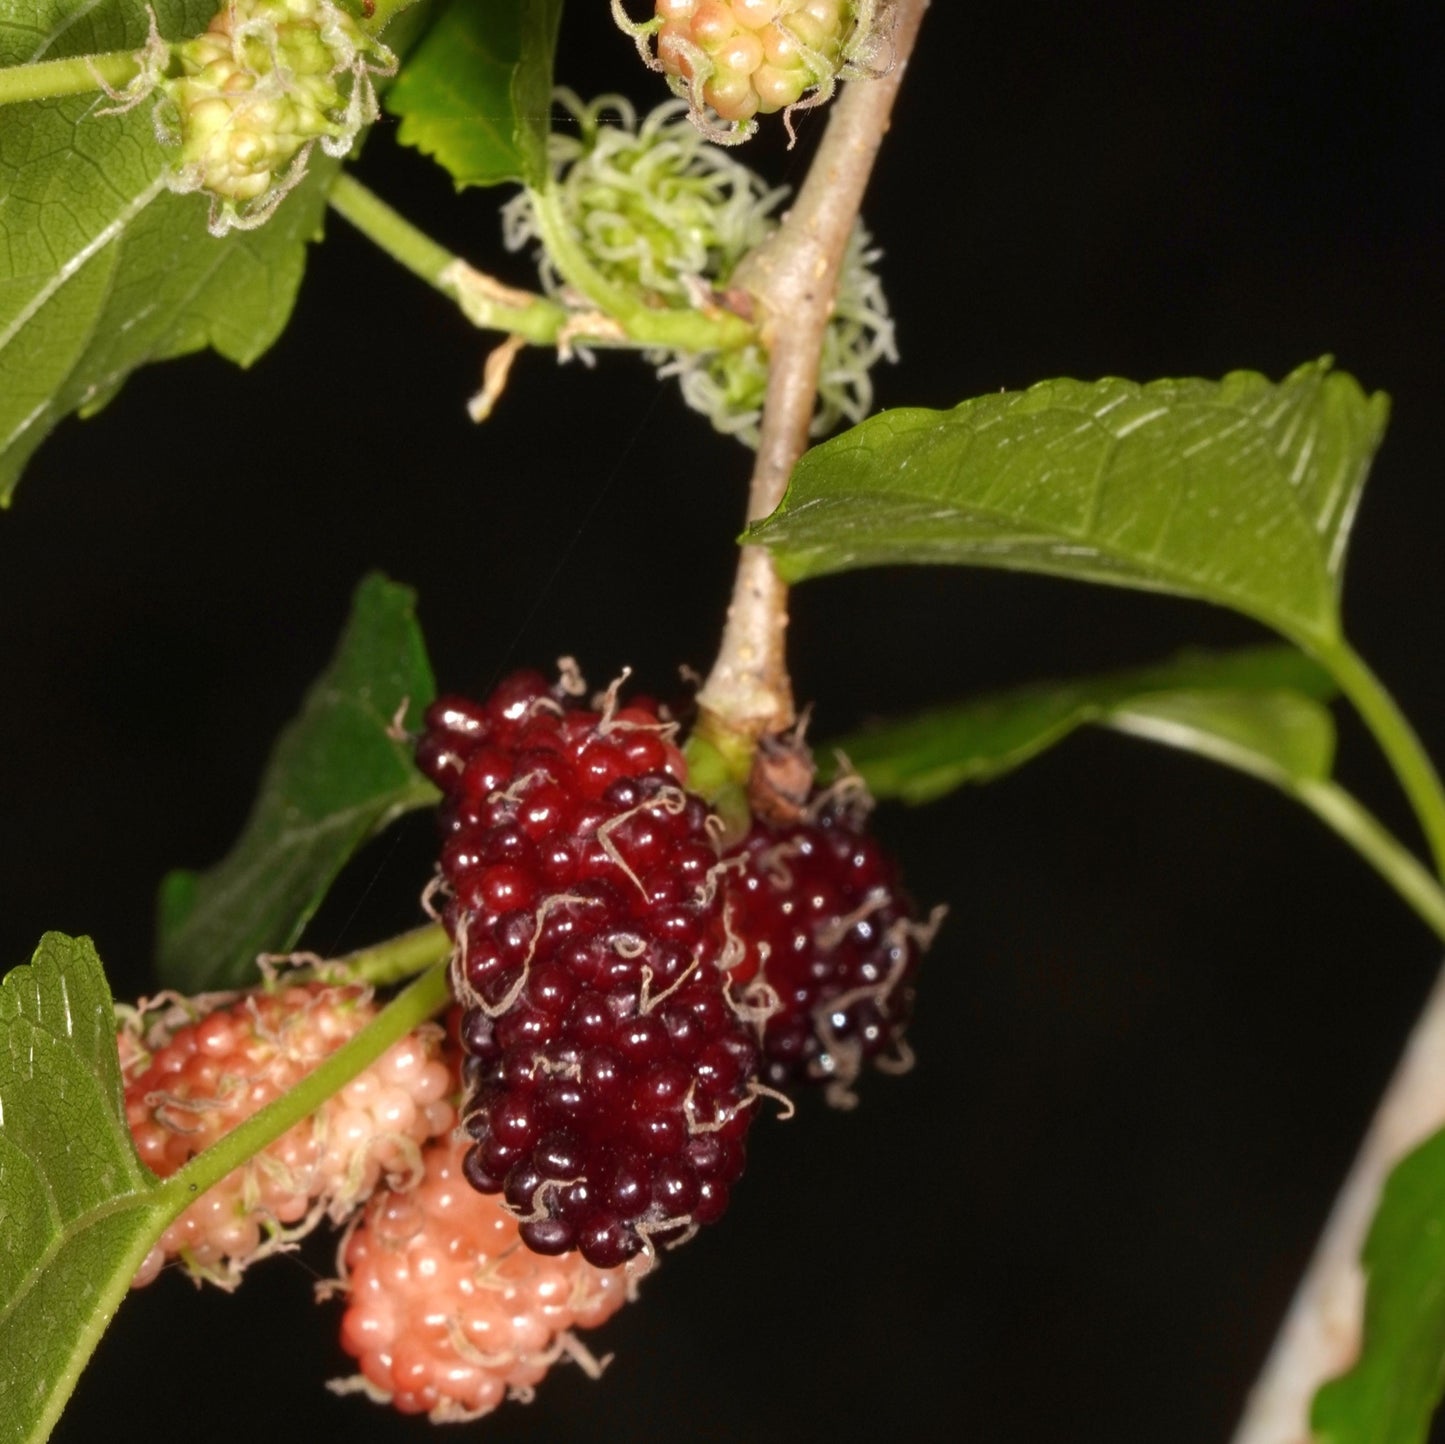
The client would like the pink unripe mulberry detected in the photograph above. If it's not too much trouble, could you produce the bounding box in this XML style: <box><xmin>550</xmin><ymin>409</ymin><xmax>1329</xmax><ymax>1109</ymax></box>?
<box><xmin>122</xmin><ymin>980</ymin><xmax>454</xmax><ymax>1288</ymax></box>
<box><xmin>329</xmin><ymin>1134</ymin><xmax>631</xmax><ymax>1422</ymax></box>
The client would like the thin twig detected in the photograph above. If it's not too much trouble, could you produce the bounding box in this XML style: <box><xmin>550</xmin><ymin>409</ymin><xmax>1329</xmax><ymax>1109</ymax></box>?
<box><xmin>695</xmin><ymin>0</ymin><xmax>931</xmax><ymax>743</ymax></box>
<box><xmin>1231</xmin><ymin>961</ymin><xmax>1445</xmax><ymax>1444</ymax></box>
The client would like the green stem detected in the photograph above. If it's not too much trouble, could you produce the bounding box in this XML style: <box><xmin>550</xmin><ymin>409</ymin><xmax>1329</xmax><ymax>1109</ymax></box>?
<box><xmin>528</xmin><ymin>183</ymin><xmax>756</xmax><ymax>351</ymax></box>
<box><xmin>1110</xmin><ymin>703</ymin><xmax>1445</xmax><ymax>941</ymax></box>
<box><xmin>329</xmin><ymin>173</ymin><xmax>758</xmax><ymax>355</ymax></box>
<box><xmin>1317</xmin><ymin>639</ymin><xmax>1445</xmax><ymax>880</ymax></box>
<box><xmin>332</xmin><ymin>922</ymin><xmax>449</xmax><ymax>988</ymax></box>
<box><xmin>0</xmin><ymin>49</ymin><xmax>144</xmax><ymax>106</ymax></box>
<box><xmin>327</xmin><ymin>173</ymin><xmax>569</xmax><ymax>344</ymax></box>
<box><xmin>362</xmin><ymin>0</ymin><xmax>421</xmax><ymax>35</ymax></box>
<box><xmin>1295</xmin><ymin>780</ymin><xmax>1445</xmax><ymax>943</ymax></box>
<box><xmin>154</xmin><ymin>960</ymin><xmax>450</xmax><ymax>1212</ymax></box>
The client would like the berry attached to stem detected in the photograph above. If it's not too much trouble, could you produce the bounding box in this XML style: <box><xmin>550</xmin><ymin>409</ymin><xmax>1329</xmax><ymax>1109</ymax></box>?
<box><xmin>419</xmin><ymin>668</ymin><xmax>777</xmax><ymax>1269</ymax></box>
<box><xmin>327</xmin><ymin>1134</ymin><xmax>631</xmax><ymax>1422</ymax></box>
<box><xmin>121</xmin><ymin>980</ymin><xmax>453</xmax><ymax>1288</ymax></box>
<box><xmin>612</xmin><ymin>0</ymin><xmax>885</xmax><ymax>145</ymax></box>
<box><xmin>504</xmin><ymin>90</ymin><xmax>895</xmax><ymax>444</ymax></box>
<box><xmin>725</xmin><ymin>779</ymin><xmax>943</xmax><ymax>1105</ymax></box>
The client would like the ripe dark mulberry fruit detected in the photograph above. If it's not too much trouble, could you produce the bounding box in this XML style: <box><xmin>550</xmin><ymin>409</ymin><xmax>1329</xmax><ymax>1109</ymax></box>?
<box><xmin>121</xmin><ymin>981</ymin><xmax>454</xmax><ymax>1288</ymax></box>
<box><xmin>330</xmin><ymin>1134</ymin><xmax>630</xmax><ymax>1422</ymax></box>
<box><xmin>419</xmin><ymin>670</ymin><xmax>772</xmax><ymax>1270</ymax></box>
<box><xmin>724</xmin><ymin>785</ymin><xmax>941</xmax><ymax>1104</ymax></box>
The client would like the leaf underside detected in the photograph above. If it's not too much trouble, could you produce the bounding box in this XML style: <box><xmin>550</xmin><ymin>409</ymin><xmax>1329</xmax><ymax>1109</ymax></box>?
<box><xmin>1312</xmin><ymin>1124</ymin><xmax>1445</xmax><ymax>1444</ymax></box>
<box><xmin>0</xmin><ymin>0</ymin><xmax>345</xmax><ymax>504</ymax></box>
<box><xmin>0</xmin><ymin>934</ymin><xmax>167</xmax><ymax>1444</ymax></box>
<box><xmin>829</xmin><ymin>645</ymin><xmax>1336</xmax><ymax>804</ymax></box>
<box><xmin>386</xmin><ymin>0</ymin><xmax>563</xmax><ymax>189</ymax></box>
<box><xmin>750</xmin><ymin>361</ymin><xmax>1389</xmax><ymax>649</ymax></box>
<box><xmin>156</xmin><ymin>573</ymin><xmax>439</xmax><ymax>992</ymax></box>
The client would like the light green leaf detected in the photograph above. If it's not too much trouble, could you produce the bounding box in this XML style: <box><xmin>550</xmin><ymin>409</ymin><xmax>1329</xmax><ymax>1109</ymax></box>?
<box><xmin>156</xmin><ymin>574</ymin><xmax>439</xmax><ymax>992</ymax></box>
<box><xmin>386</xmin><ymin>0</ymin><xmax>563</xmax><ymax>189</ymax></box>
<box><xmin>0</xmin><ymin>0</ymin><xmax>349</xmax><ymax>504</ymax></box>
<box><xmin>831</xmin><ymin>645</ymin><xmax>1336</xmax><ymax>804</ymax></box>
<box><xmin>830</xmin><ymin>647</ymin><xmax>1445</xmax><ymax>941</ymax></box>
<box><xmin>0</xmin><ymin>933</ymin><xmax>168</xmax><ymax>1444</ymax></box>
<box><xmin>749</xmin><ymin>362</ymin><xmax>1389</xmax><ymax>649</ymax></box>
<box><xmin>1107</xmin><ymin>688</ymin><xmax>1334</xmax><ymax>789</ymax></box>
<box><xmin>1311</xmin><ymin>1125</ymin><xmax>1445</xmax><ymax>1444</ymax></box>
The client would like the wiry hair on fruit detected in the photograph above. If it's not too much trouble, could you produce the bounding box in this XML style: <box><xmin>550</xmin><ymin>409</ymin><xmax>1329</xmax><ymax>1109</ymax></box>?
<box><xmin>120</xmin><ymin>979</ymin><xmax>454</xmax><ymax>1289</ymax></box>
<box><xmin>503</xmin><ymin>90</ymin><xmax>896</xmax><ymax>446</ymax></box>
<box><xmin>611</xmin><ymin>0</ymin><xmax>884</xmax><ymax>145</ymax></box>
<box><xmin>418</xmin><ymin>665</ymin><xmax>783</xmax><ymax>1270</ymax></box>
<box><xmin>724</xmin><ymin>778</ymin><xmax>944</xmax><ymax>1106</ymax></box>
<box><xmin>326</xmin><ymin>1134</ymin><xmax>631</xmax><ymax>1423</ymax></box>
<box><xmin>502</xmin><ymin>91</ymin><xmax>782</xmax><ymax>312</ymax></box>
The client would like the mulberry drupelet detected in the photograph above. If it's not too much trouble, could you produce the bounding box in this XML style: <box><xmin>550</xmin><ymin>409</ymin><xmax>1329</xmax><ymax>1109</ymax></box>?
<box><xmin>418</xmin><ymin>670</ymin><xmax>774</xmax><ymax>1270</ymax></box>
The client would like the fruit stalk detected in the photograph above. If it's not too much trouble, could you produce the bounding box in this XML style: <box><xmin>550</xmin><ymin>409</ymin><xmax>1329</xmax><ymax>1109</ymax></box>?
<box><xmin>0</xmin><ymin>49</ymin><xmax>146</xmax><ymax>106</ymax></box>
<box><xmin>695</xmin><ymin>0</ymin><xmax>932</xmax><ymax>746</ymax></box>
<box><xmin>157</xmin><ymin>960</ymin><xmax>450</xmax><ymax>1213</ymax></box>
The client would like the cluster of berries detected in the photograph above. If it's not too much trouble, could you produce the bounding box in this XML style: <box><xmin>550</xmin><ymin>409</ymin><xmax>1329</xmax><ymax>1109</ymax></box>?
<box><xmin>120</xmin><ymin>983</ymin><xmax>631</xmax><ymax>1421</ymax></box>
<box><xmin>119</xmin><ymin>669</ymin><xmax>935</xmax><ymax>1423</ymax></box>
<box><xmin>121</xmin><ymin>979</ymin><xmax>453</xmax><ymax>1289</ymax></box>
<box><xmin>415</xmin><ymin>668</ymin><xmax>771</xmax><ymax>1270</ymax></box>
<box><xmin>416</xmin><ymin>667</ymin><xmax>939</xmax><ymax>1257</ymax></box>
<box><xmin>153</xmin><ymin>0</ymin><xmax>393</xmax><ymax>234</ymax></box>
<box><xmin>612</xmin><ymin>0</ymin><xmax>879</xmax><ymax>143</ymax></box>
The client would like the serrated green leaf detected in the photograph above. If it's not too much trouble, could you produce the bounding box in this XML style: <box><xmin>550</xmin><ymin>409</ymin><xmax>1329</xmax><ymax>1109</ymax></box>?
<box><xmin>386</xmin><ymin>0</ymin><xmax>562</xmax><ymax>188</ymax></box>
<box><xmin>0</xmin><ymin>0</ymin><xmax>351</xmax><ymax>504</ymax></box>
<box><xmin>156</xmin><ymin>574</ymin><xmax>439</xmax><ymax>992</ymax></box>
<box><xmin>832</xmin><ymin>645</ymin><xmax>1336</xmax><ymax>803</ymax></box>
<box><xmin>749</xmin><ymin>362</ymin><xmax>1389</xmax><ymax>650</ymax></box>
<box><xmin>0</xmin><ymin>933</ymin><xmax>169</xmax><ymax>1444</ymax></box>
<box><xmin>1311</xmin><ymin>1125</ymin><xmax>1445</xmax><ymax>1444</ymax></box>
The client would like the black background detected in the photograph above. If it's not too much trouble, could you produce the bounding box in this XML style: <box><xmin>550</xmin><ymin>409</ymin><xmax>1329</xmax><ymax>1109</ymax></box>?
<box><xmin>6</xmin><ymin>1</ymin><xmax>1443</xmax><ymax>1441</ymax></box>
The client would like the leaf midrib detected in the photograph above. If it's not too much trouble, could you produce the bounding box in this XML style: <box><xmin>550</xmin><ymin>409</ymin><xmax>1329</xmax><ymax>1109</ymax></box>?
<box><xmin>0</xmin><ymin>1183</ymin><xmax>162</xmax><ymax>1335</ymax></box>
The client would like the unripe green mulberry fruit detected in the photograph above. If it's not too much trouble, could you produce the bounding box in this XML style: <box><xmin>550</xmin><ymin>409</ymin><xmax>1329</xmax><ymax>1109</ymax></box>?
<box><xmin>159</xmin><ymin>0</ymin><xmax>392</xmax><ymax>233</ymax></box>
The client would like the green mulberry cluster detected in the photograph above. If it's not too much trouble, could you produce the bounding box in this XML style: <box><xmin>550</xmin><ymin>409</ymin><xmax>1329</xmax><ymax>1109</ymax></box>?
<box><xmin>504</xmin><ymin>91</ymin><xmax>895</xmax><ymax>444</ymax></box>
<box><xmin>158</xmin><ymin>0</ymin><xmax>392</xmax><ymax>234</ymax></box>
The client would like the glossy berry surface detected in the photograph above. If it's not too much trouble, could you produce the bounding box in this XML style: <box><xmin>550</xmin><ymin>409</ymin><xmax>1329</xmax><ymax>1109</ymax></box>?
<box><xmin>725</xmin><ymin>797</ymin><xmax>934</xmax><ymax>1101</ymax></box>
<box><xmin>121</xmin><ymin>982</ymin><xmax>454</xmax><ymax>1288</ymax></box>
<box><xmin>420</xmin><ymin>672</ymin><xmax>766</xmax><ymax>1269</ymax></box>
<box><xmin>332</xmin><ymin>1134</ymin><xmax>630</xmax><ymax>1423</ymax></box>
